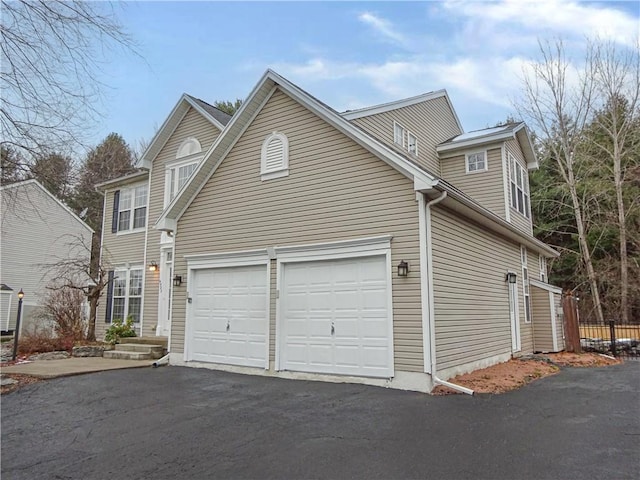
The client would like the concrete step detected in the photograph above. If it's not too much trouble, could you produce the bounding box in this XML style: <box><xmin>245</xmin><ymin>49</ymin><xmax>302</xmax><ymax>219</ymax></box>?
<box><xmin>103</xmin><ymin>350</ymin><xmax>152</xmax><ymax>361</ymax></box>
<box><xmin>114</xmin><ymin>343</ymin><xmax>163</xmax><ymax>359</ymax></box>
<box><xmin>120</xmin><ymin>336</ymin><xmax>168</xmax><ymax>348</ymax></box>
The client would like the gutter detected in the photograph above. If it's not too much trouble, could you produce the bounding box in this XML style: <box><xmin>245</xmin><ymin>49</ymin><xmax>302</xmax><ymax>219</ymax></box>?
<box><xmin>424</xmin><ymin>191</ymin><xmax>474</xmax><ymax>396</ymax></box>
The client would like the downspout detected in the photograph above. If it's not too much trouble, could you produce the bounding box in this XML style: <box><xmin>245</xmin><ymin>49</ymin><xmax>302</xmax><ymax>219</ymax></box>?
<box><xmin>424</xmin><ymin>190</ymin><xmax>474</xmax><ymax>395</ymax></box>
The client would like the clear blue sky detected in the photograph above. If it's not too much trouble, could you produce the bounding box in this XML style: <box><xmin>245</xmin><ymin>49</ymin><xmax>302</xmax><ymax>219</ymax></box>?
<box><xmin>95</xmin><ymin>1</ymin><xmax>640</xmax><ymax>151</ymax></box>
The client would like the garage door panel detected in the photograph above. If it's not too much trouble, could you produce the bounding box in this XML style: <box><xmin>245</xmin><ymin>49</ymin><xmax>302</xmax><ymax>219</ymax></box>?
<box><xmin>187</xmin><ymin>264</ymin><xmax>267</xmax><ymax>368</ymax></box>
<box><xmin>281</xmin><ymin>255</ymin><xmax>392</xmax><ymax>378</ymax></box>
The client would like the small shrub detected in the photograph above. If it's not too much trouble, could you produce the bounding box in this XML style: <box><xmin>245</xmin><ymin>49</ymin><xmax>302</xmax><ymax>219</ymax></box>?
<box><xmin>39</xmin><ymin>287</ymin><xmax>87</xmax><ymax>341</ymax></box>
<box><xmin>105</xmin><ymin>317</ymin><xmax>137</xmax><ymax>344</ymax></box>
<box><xmin>18</xmin><ymin>327</ymin><xmax>75</xmax><ymax>355</ymax></box>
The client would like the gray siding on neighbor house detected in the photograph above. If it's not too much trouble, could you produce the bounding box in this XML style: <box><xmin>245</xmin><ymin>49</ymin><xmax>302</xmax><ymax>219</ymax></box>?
<box><xmin>95</xmin><ymin>186</ymin><xmax>147</xmax><ymax>341</ymax></box>
<box><xmin>0</xmin><ymin>181</ymin><xmax>92</xmax><ymax>332</ymax></box>
<box><xmin>440</xmin><ymin>145</ymin><xmax>507</xmax><ymax>219</ymax></box>
<box><xmin>506</xmin><ymin>139</ymin><xmax>533</xmax><ymax>235</ymax></box>
<box><xmin>350</xmin><ymin>96</ymin><xmax>462</xmax><ymax>176</ymax></box>
<box><xmin>172</xmin><ymin>88</ymin><xmax>424</xmax><ymax>372</ymax></box>
<box><xmin>430</xmin><ymin>206</ymin><xmax>531</xmax><ymax>378</ymax></box>
<box><xmin>531</xmin><ymin>285</ymin><xmax>554</xmax><ymax>352</ymax></box>
<box><xmin>142</xmin><ymin>107</ymin><xmax>221</xmax><ymax>337</ymax></box>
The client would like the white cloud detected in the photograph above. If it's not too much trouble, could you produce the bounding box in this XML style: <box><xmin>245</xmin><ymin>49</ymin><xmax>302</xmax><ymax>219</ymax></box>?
<box><xmin>444</xmin><ymin>0</ymin><xmax>638</xmax><ymax>46</ymax></box>
<box><xmin>358</xmin><ymin>11</ymin><xmax>409</xmax><ymax>47</ymax></box>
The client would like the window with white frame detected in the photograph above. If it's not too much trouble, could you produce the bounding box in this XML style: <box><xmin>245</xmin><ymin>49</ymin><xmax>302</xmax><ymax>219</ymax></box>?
<box><xmin>111</xmin><ymin>268</ymin><xmax>143</xmax><ymax>323</ymax></box>
<box><xmin>509</xmin><ymin>153</ymin><xmax>530</xmax><ymax>218</ymax></box>
<box><xmin>521</xmin><ymin>246</ymin><xmax>532</xmax><ymax>323</ymax></box>
<box><xmin>539</xmin><ymin>255</ymin><xmax>547</xmax><ymax>282</ymax></box>
<box><xmin>407</xmin><ymin>131</ymin><xmax>418</xmax><ymax>156</ymax></box>
<box><xmin>466</xmin><ymin>151</ymin><xmax>487</xmax><ymax>173</ymax></box>
<box><xmin>117</xmin><ymin>184</ymin><xmax>147</xmax><ymax>232</ymax></box>
<box><xmin>166</xmin><ymin>161</ymin><xmax>198</xmax><ymax>204</ymax></box>
<box><xmin>394</xmin><ymin>122</ymin><xmax>406</xmax><ymax>147</ymax></box>
<box><xmin>260</xmin><ymin>132</ymin><xmax>289</xmax><ymax>180</ymax></box>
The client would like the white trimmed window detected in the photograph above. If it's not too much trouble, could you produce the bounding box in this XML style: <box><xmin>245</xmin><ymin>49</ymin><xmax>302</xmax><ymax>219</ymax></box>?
<box><xmin>176</xmin><ymin>137</ymin><xmax>201</xmax><ymax>159</ymax></box>
<box><xmin>111</xmin><ymin>268</ymin><xmax>143</xmax><ymax>323</ymax></box>
<box><xmin>408</xmin><ymin>131</ymin><xmax>418</xmax><ymax>156</ymax></box>
<box><xmin>509</xmin><ymin>153</ymin><xmax>530</xmax><ymax>218</ymax></box>
<box><xmin>521</xmin><ymin>246</ymin><xmax>532</xmax><ymax>323</ymax></box>
<box><xmin>466</xmin><ymin>151</ymin><xmax>487</xmax><ymax>173</ymax></box>
<box><xmin>539</xmin><ymin>255</ymin><xmax>547</xmax><ymax>283</ymax></box>
<box><xmin>261</xmin><ymin>132</ymin><xmax>289</xmax><ymax>180</ymax></box>
<box><xmin>393</xmin><ymin>122</ymin><xmax>406</xmax><ymax>147</ymax></box>
<box><xmin>167</xmin><ymin>161</ymin><xmax>198</xmax><ymax>203</ymax></box>
<box><xmin>117</xmin><ymin>184</ymin><xmax>147</xmax><ymax>232</ymax></box>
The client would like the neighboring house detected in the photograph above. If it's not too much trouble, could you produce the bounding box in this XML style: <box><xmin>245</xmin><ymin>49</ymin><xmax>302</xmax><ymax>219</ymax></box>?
<box><xmin>97</xmin><ymin>70</ymin><xmax>564</xmax><ymax>393</ymax></box>
<box><xmin>0</xmin><ymin>179</ymin><xmax>94</xmax><ymax>333</ymax></box>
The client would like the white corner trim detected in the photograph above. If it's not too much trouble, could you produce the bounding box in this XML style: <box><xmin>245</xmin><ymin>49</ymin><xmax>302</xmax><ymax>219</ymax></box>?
<box><xmin>501</xmin><ymin>146</ymin><xmax>511</xmax><ymax>223</ymax></box>
<box><xmin>185</xmin><ymin>248</ymin><xmax>270</xmax><ymax>269</ymax></box>
<box><xmin>549</xmin><ymin>290</ymin><xmax>559</xmax><ymax>352</ymax></box>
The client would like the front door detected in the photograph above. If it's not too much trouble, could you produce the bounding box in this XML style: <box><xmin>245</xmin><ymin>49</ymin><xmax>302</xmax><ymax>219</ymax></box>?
<box><xmin>157</xmin><ymin>248</ymin><xmax>173</xmax><ymax>336</ymax></box>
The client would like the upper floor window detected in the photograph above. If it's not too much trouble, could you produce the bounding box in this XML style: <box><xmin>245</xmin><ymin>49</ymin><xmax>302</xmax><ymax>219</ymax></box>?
<box><xmin>509</xmin><ymin>153</ymin><xmax>530</xmax><ymax>218</ymax></box>
<box><xmin>466</xmin><ymin>151</ymin><xmax>487</xmax><ymax>173</ymax></box>
<box><xmin>176</xmin><ymin>137</ymin><xmax>201</xmax><ymax>159</ymax></box>
<box><xmin>113</xmin><ymin>183</ymin><xmax>147</xmax><ymax>233</ymax></box>
<box><xmin>539</xmin><ymin>255</ymin><xmax>547</xmax><ymax>283</ymax></box>
<box><xmin>261</xmin><ymin>132</ymin><xmax>289</xmax><ymax>180</ymax></box>
<box><xmin>167</xmin><ymin>161</ymin><xmax>198</xmax><ymax>203</ymax></box>
<box><xmin>393</xmin><ymin>122</ymin><xmax>418</xmax><ymax>156</ymax></box>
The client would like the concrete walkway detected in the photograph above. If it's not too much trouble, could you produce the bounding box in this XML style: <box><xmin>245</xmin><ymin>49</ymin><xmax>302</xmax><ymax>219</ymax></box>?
<box><xmin>1</xmin><ymin>357</ymin><xmax>151</xmax><ymax>378</ymax></box>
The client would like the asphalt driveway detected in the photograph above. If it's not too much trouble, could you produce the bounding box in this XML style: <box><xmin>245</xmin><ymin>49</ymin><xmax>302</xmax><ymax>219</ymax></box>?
<box><xmin>2</xmin><ymin>363</ymin><xmax>638</xmax><ymax>480</ymax></box>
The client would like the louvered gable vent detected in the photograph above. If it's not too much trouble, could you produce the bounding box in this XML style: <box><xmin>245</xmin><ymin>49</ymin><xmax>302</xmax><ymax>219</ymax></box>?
<box><xmin>260</xmin><ymin>132</ymin><xmax>289</xmax><ymax>180</ymax></box>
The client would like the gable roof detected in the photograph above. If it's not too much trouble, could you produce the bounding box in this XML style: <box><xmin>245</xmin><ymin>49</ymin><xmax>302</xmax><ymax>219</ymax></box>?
<box><xmin>341</xmin><ymin>90</ymin><xmax>464</xmax><ymax>133</ymax></box>
<box><xmin>437</xmin><ymin>122</ymin><xmax>538</xmax><ymax>169</ymax></box>
<box><xmin>0</xmin><ymin>179</ymin><xmax>94</xmax><ymax>233</ymax></box>
<box><xmin>136</xmin><ymin>94</ymin><xmax>231</xmax><ymax>170</ymax></box>
<box><xmin>155</xmin><ymin>69</ymin><xmax>440</xmax><ymax>232</ymax></box>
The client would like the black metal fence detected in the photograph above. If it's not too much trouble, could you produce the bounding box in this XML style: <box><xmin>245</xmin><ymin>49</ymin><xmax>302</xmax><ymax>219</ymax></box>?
<box><xmin>579</xmin><ymin>320</ymin><xmax>640</xmax><ymax>359</ymax></box>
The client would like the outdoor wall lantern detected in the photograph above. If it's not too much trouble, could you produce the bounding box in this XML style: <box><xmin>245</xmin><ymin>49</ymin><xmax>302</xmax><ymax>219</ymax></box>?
<box><xmin>148</xmin><ymin>261</ymin><xmax>159</xmax><ymax>272</ymax></box>
<box><xmin>505</xmin><ymin>272</ymin><xmax>517</xmax><ymax>284</ymax></box>
<box><xmin>173</xmin><ymin>275</ymin><xmax>182</xmax><ymax>287</ymax></box>
<box><xmin>397</xmin><ymin>260</ymin><xmax>410</xmax><ymax>277</ymax></box>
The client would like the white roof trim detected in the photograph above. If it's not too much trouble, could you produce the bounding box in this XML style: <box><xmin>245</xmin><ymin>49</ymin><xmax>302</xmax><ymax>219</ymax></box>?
<box><xmin>1</xmin><ymin>179</ymin><xmax>94</xmax><ymax>233</ymax></box>
<box><xmin>155</xmin><ymin>69</ymin><xmax>438</xmax><ymax>230</ymax></box>
<box><xmin>94</xmin><ymin>171</ymin><xmax>149</xmax><ymax>191</ymax></box>
<box><xmin>530</xmin><ymin>278</ymin><xmax>563</xmax><ymax>294</ymax></box>
<box><xmin>437</xmin><ymin>130</ymin><xmax>519</xmax><ymax>153</ymax></box>
<box><xmin>342</xmin><ymin>89</ymin><xmax>464</xmax><ymax>133</ymax></box>
<box><xmin>136</xmin><ymin>94</ymin><xmax>224</xmax><ymax>170</ymax></box>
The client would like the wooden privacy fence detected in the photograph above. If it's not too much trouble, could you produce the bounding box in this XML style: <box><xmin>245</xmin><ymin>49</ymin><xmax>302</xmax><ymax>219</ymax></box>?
<box><xmin>562</xmin><ymin>292</ymin><xmax>581</xmax><ymax>353</ymax></box>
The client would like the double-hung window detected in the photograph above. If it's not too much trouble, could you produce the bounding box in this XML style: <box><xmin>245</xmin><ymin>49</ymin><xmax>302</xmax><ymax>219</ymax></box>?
<box><xmin>116</xmin><ymin>184</ymin><xmax>147</xmax><ymax>232</ymax></box>
<box><xmin>394</xmin><ymin>122</ymin><xmax>406</xmax><ymax>147</ymax></box>
<box><xmin>509</xmin><ymin>153</ymin><xmax>530</xmax><ymax>218</ymax></box>
<box><xmin>109</xmin><ymin>268</ymin><xmax>143</xmax><ymax>324</ymax></box>
<box><xmin>393</xmin><ymin>122</ymin><xmax>418</xmax><ymax>156</ymax></box>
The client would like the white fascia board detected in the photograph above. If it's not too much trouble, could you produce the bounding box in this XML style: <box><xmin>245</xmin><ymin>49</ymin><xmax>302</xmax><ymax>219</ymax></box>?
<box><xmin>530</xmin><ymin>278</ymin><xmax>563</xmax><ymax>294</ymax></box>
<box><xmin>514</xmin><ymin>125</ymin><xmax>539</xmax><ymax>170</ymax></box>
<box><xmin>436</xmin><ymin>131</ymin><xmax>515</xmax><ymax>153</ymax></box>
<box><xmin>184</xmin><ymin>96</ymin><xmax>226</xmax><ymax>131</ymax></box>
<box><xmin>341</xmin><ymin>90</ymin><xmax>447</xmax><ymax>120</ymax></box>
<box><xmin>95</xmin><ymin>171</ymin><xmax>149</xmax><ymax>191</ymax></box>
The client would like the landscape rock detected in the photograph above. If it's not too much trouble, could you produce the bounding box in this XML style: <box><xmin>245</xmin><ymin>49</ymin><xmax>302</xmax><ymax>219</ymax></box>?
<box><xmin>72</xmin><ymin>345</ymin><xmax>107</xmax><ymax>357</ymax></box>
<box><xmin>28</xmin><ymin>351</ymin><xmax>70</xmax><ymax>361</ymax></box>
<box><xmin>0</xmin><ymin>376</ymin><xmax>18</xmax><ymax>386</ymax></box>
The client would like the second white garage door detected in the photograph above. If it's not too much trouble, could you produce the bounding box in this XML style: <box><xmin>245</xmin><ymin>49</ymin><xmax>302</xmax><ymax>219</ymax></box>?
<box><xmin>279</xmin><ymin>255</ymin><xmax>392</xmax><ymax>378</ymax></box>
<box><xmin>188</xmin><ymin>264</ymin><xmax>268</xmax><ymax>368</ymax></box>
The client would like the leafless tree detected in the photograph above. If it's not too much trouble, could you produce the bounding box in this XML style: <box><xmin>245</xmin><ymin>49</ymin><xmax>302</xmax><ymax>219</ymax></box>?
<box><xmin>1</xmin><ymin>1</ymin><xmax>136</xmax><ymax>171</ymax></box>
<box><xmin>588</xmin><ymin>39</ymin><xmax>640</xmax><ymax>322</ymax></box>
<box><xmin>517</xmin><ymin>39</ymin><xmax>605</xmax><ymax>323</ymax></box>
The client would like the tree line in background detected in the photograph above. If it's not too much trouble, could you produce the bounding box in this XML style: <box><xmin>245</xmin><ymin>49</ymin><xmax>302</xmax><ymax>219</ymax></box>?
<box><xmin>519</xmin><ymin>38</ymin><xmax>639</xmax><ymax>323</ymax></box>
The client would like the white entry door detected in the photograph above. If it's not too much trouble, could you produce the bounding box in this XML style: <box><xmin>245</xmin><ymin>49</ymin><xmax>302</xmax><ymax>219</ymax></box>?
<box><xmin>279</xmin><ymin>255</ymin><xmax>392</xmax><ymax>378</ymax></box>
<box><xmin>187</xmin><ymin>264</ymin><xmax>268</xmax><ymax>368</ymax></box>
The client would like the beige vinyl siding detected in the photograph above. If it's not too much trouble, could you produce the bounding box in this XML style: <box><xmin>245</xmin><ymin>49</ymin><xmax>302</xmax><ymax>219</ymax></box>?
<box><xmin>350</xmin><ymin>96</ymin><xmax>462</xmax><ymax>175</ymax></box>
<box><xmin>531</xmin><ymin>285</ymin><xmax>554</xmax><ymax>352</ymax></box>
<box><xmin>506</xmin><ymin>139</ymin><xmax>533</xmax><ymax>235</ymax></box>
<box><xmin>96</xmin><ymin>188</ymin><xmax>146</xmax><ymax>340</ymax></box>
<box><xmin>440</xmin><ymin>146</ymin><xmax>507</xmax><ymax>219</ymax></box>
<box><xmin>431</xmin><ymin>207</ymin><xmax>531</xmax><ymax>376</ymax></box>
<box><xmin>142</xmin><ymin>107</ymin><xmax>221</xmax><ymax>337</ymax></box>
<box><xmin>172</xmin><ymin>88</ymin><xmax>424</xmax><ymax>372</ymax></box>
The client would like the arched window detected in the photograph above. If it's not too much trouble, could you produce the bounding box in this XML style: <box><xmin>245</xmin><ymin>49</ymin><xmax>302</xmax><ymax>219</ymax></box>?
<box><xmin>260</xmin><ymin>132</ymin><xmax>289</xmax><ymax>180</ymax></box>
<box><xmin>176</xmin><ymin>137</ymin><xmax>201</xmax><ymax>159</ymax></box>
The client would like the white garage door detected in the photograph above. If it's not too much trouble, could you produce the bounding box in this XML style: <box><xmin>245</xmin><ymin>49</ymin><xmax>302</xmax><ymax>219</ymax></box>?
<box><xmin>188</xmin><ymin>265</ymin><xmax>267</xmax><ymax>368</ymax></box>
<box><xmin>280</xmin><ymin>255</ymin><xmax>392</xmax><ymax>378</ymax></box>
